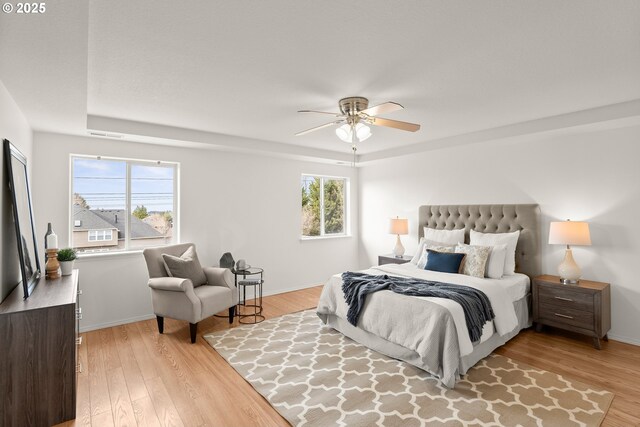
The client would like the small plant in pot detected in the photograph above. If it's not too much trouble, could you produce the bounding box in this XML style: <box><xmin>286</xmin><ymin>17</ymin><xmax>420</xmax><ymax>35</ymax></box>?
<box><xmin>57</xmin><ymin>248</ymin><xmax>77</xmax><ymax>276</ymax></box>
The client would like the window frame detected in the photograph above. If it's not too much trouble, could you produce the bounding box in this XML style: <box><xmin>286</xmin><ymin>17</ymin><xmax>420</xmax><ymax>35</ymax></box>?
<box><xmin>70</xmin><ymin>154</ymin><xmax>180</xmax><ymax>254</ymax></box>
<box><xmin>300</xmin><ymin>173</ymin><xmax>350</xmax><ymax>240</ymax></box>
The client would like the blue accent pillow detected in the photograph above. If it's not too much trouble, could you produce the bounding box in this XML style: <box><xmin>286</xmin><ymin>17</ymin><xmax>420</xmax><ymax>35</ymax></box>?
<box><xmin>424</xmin><ymin>250</ymin><xmax>466</xmax><ymax>274</ymax></box>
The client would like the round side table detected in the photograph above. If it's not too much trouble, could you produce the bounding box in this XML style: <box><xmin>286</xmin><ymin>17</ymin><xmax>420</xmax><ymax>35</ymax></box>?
<box><xmin>232</xmin><ymin>267</ymin><xmax>265</xmax><ymax>324</ymax></box>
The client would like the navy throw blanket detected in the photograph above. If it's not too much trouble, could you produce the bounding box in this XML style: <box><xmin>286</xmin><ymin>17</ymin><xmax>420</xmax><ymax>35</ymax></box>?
<box><xmin>341</xmin><ymin>272</ymin><xmax>495</xmax><ymax>343</ymax></box>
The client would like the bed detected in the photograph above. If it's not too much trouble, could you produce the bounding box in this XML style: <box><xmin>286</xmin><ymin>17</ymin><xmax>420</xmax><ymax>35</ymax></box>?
<box><xmin>317</xmin><ymin>204</ymin><xmax>541</xmax><ymax>388</ymax></box>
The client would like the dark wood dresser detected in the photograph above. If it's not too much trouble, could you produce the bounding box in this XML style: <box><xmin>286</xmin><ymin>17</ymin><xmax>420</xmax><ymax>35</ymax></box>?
<box><xmin>378</xmin><ymin>254</ymin><xmax>412</xmax><ymax>265</ymax></box>
<box><xmin>0</xmin><ymin>270</ymin><xmax>80</xmax><ymax>426</ymax></box>
<box><xmin>532</xmin><ymin>274</ymin><xmax>610</xmax><ymax>349</ymax></box>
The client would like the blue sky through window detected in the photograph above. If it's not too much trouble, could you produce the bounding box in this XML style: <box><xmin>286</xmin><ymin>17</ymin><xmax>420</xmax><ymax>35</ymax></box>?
<box><xmin>73</xmin><ymin>158</ymin><xmax>174</xmax><ymax>212</ymax></box>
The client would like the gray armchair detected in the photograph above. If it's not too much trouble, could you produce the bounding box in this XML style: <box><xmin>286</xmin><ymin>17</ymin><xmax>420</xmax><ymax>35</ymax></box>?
<box><xmin>143</xmin><ymin>243</ymin><xmax>238</xmax><ymax>343</ymax></box>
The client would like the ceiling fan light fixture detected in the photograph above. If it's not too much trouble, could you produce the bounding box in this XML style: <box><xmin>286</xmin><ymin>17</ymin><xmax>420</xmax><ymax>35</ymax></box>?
<box><xmin>356</xmin><ymin>123</ymin><xmax>371</xmax><ymax>141</ymax></box>
<box><xmin>335</xmin><ymin>124</ymin><xmax>352</xmax><ymax>142</ymax></box>
<box><xmin>336</xmin><ymin>123</ymin><xmax>371</xmax><ymax>143</ymax></box>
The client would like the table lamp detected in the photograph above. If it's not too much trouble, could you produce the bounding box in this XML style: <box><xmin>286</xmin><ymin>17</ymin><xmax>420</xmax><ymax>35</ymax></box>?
<box><xmin>389</xmin><ymin>217</ymin><xmax>409</xmax><ymax>258</ymax></box>
<box><xmin>548</xmin><ymin>219</ymin><xmax>591</xmax><ymax>284</ymax></box>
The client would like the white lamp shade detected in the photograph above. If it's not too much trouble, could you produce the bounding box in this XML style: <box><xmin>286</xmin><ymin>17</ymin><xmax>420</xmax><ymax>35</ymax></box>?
<box><xmin>548</xmin><ymin>221</ymin><xmax>591</xmax><ymax>246</ymax></box>
<box><xmin>389</xmin><ymin>218</ymin><xmax>409</xmax><ymax>235</ymax></box>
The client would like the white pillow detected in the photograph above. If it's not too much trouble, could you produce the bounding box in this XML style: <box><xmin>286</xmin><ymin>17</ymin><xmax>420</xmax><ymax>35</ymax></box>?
<box><xmin>409</xmin><ymin>237</ymin><xmax>427</xmax><ymax>265</ymax></box>
<box><xmin>470</xmin><ymin>230</ymin><xmax>520</xmax><ymax>275</ymax></box>
<box><xmin>485</xmin><ymin>243</ymin><xmax>507</xmax><ymax>279</ymax></box>
<box><xmin>423</xmin><ymin>227</ymin><xmax>465</xmax><ymax>246</ymax></box>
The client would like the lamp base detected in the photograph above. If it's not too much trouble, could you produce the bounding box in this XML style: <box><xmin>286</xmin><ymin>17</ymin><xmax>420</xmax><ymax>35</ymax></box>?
<box><xmin>392</xmin><ymin>235</ymin><xmax>405</xmax><ymax>258</ymax></box>
<box><xmin>557</xmin><ymin>247</ymin><xmax>581</xmax><ymax>285</ymax></box>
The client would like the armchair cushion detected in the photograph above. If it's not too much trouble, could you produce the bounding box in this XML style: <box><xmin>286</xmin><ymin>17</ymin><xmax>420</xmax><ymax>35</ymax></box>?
<box><xmin>162</xmin><ymin>246</ymin><xmax>207</xmax><ymax>287</ymax></box>
<box><xmin>148</xmin><ymin>277</ymin><xmax>193</xmax><ymax>292</ymax></box>
<box><xmin>194</xmin><ymin>285</ymin><xmax>236</xmax><ymax>319</ymax></box>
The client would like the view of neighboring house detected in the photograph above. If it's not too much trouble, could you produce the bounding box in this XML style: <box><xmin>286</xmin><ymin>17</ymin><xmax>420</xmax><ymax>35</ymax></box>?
<box><xmin>143</xmin><ymin>212</ymin><xmax>173</xmax><ymax>238</ymax></box>
<box><xmin>72</xmin><ymin>205</ymin><xmax>170</xmax><ymax>250</ymax></box>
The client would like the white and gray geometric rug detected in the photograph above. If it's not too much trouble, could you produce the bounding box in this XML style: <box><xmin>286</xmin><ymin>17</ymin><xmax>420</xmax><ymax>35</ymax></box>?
<box><xmin>204</xmin><ymin>310</ymin><xmax>613</xmax><ymax>427</ymax></box>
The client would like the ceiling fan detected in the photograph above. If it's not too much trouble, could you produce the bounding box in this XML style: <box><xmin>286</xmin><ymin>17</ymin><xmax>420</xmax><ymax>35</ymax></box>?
<box><xmin>295</xmin><ymin>96</ymin><xmax>421</xmax><ymax>147</ymax></box>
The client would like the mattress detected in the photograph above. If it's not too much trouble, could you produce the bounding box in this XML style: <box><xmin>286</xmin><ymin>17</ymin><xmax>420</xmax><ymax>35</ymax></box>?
<box><xmin>316</xmin><ymin>264</ymin><xmax>531</xmax><ymax>388</ymax></box>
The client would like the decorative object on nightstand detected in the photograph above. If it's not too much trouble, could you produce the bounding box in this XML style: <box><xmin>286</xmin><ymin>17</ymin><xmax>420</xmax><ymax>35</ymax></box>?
<box><xmin>548</xmin><ymin>219</ymin><xmax>591</xmax><ymax>284</ymax></box>
<box><xmin>378</xmin><ymin>254</ymin><xmax>412</xmax><ymax>266</ymax></box>
<box><xmin>389</xmin><ymin>217</ymin><xmax>409</xmax><ymax>258</ymax></box>
<box><xmin>57</xmin><ymin>248</ymin><xmax>77</xmax><ymax>276</ymax></box>
<box><xmin>533</xmin><ymin>275</ymin><xmax>610</xmax><ymax>349</ymax></box>
<box><xmin>219</xmin><ymin>252</ymin><xmax>235</xmax><ymax>269</ymax></box>
<box><xmin>236</xmin><ymin>259</ymin><xmax>251</xmax><ymax>271</ymax></box>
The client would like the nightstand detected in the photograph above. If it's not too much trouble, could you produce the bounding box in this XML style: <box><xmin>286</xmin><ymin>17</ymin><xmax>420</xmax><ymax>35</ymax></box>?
<box><xmin>378</xmin><ymin>254</ymin><xmax>412</xmax><ymax>266</ymax></box>
<box><xmin>532</xmin><ymin>275</ymin><xmax>611</xmax><ymax>349</ymax></box>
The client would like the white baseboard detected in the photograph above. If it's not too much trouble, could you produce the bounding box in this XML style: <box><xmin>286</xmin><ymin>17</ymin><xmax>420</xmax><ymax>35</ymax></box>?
<box><xmin>80</xmin><ymin>313</ymin><xmax>156</xmax><ymax>333</ymax></box>
<box><xmin>262</xmin><ymin>282</ymin><xmax>322</xmax><ymax>298</ymax></box>
<box><xmin>78</xmin><ymin>283</ymin><xmax>321</xmax><ymax>333</ymax></box>
<box><xmin>607</xmin><ymin>333</ymin><xmax>640</xmax><ymax>347</ymax></box>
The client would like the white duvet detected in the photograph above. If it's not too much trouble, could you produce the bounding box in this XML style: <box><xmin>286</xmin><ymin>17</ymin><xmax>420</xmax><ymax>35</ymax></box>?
<box><xmin>320</xmin><ymin>263</ymin><xmax>529</xmax><ymax>357</ymax></box>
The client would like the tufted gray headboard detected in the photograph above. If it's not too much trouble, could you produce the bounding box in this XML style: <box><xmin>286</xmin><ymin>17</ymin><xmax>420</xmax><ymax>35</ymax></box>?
<box><xmin>418</xmin><ymin>204</ymin><xmax>541</xmax><ymax>278</ymax></box>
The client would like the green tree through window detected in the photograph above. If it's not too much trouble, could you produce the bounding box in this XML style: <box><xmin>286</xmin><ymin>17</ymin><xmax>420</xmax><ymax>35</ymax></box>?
<box><xmin>324</xmin><ymin>179</ymin><xmax>344</xmax><ymax>234</ymax></box>
<box><xmin>301</xmin><ymin>175</ymin><xmax>347</xmax><ymax>237</ymax></box>
<box><xmin>132</xmin><ymin>204</ymin><xmax>149</xmax><ymax>220</ymax></box>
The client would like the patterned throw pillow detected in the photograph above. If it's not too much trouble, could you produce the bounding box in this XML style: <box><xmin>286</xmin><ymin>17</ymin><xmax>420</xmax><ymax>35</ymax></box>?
<box><xmin>455</xmin><ymin>243</ymin><xmax>492</xmax><ymax>278</ymax></box>
<box><xmin>417</xmin><ymin>244</ymin><xmax>455</xmax><ymax>269</ymax></box>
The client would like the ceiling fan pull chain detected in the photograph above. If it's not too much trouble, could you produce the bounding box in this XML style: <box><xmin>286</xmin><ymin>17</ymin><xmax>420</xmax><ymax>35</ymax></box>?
<box><xmin>352</xmin><ymin>144</ymin><xmax>357</xmax><ymax>167</ymax></box>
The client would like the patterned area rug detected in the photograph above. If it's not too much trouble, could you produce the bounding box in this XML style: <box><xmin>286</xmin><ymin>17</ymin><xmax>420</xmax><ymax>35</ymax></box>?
<box><xmin>204</xmin><ymin>310</ymin><xmax>613</xmax><ymax>427</ymax></box>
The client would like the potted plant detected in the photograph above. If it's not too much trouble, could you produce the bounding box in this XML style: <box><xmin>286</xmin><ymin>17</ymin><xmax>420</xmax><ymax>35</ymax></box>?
<box><xmin>57</xmin><ymin>248</ymin><xmax>77</xmax><ymax>276</ymax></box>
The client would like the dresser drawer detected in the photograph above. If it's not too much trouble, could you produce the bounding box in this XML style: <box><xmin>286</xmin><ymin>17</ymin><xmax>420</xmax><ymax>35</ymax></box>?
<box><xmin>539</xmin><ymin>303</ymin><xmax>594</xmax><ymax>330</ymax></box>
<box><xmin>537</xmin><ymin>284</ymin><xmax>594</xmax><ymax>311</ymax></box>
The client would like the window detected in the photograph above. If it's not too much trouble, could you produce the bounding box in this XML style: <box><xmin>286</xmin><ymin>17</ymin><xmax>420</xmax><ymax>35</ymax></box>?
<box><xmin>301</xmin><ymin>175</ymin><xmax>348</xmax><ymax>237</ymax></box>
<box><xmin>71</xmin><ymin>156</ymin><xmax>178</xmax><ymax>253</ymax></box>
<box><xmin>88</xmin><ymin>230</ymin><xmax>113</xmax><ymax>242</ymax></box>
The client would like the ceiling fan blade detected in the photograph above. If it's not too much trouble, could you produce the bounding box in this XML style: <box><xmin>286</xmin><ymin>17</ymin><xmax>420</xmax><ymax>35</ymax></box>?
<box><xmin>295</xmin><ymin>120</ymin><xmax>344</xmax><ymax>136</ymax></box>
<box><xmin>360</xmin><ymin>101</ymin><xmax>404</xmax><ymax>117</ymax></box>
<box><xmin>367</xmin><ymin>116</ymin><xmax>421</xmax><ymax>132</ymax></box>
<box><xmin>298</xmin><ymin>110</ymin><xmax>345</xmax><ymax>117</ymax></box>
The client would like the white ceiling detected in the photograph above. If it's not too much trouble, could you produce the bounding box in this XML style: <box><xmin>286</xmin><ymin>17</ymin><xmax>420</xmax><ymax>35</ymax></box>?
<box><xmin>1</xmin><ymin>1</ymin><xmax>640</xmax><ymax>158</ymax></box>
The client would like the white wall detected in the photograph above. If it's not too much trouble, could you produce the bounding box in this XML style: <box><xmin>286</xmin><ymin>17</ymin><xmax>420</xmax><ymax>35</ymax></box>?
<box><xmin>32</xmin><ymin>132</ymin><xmax>359</xmax><ymax>331</ymax></box>
<box><xmin>0</xmin><ymin>80</ymin><xmax>33</xmax><ymax>301</ymax></box>
<box><xmin>359</xmin><ymin>124</ymin><xmax>640</xmax><ymax>345</ymax></box>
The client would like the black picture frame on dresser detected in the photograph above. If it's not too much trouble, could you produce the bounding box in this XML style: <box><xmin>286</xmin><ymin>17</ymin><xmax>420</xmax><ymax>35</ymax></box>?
<box><xmin>3</xmin><ymin>139</ymin><xmax>40</xmax><ymax>299</ymax></box>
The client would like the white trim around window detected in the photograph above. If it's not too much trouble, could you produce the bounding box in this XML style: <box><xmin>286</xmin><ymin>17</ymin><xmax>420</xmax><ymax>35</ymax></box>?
<box><xmin>70</xmin><ymin>154</ymin><xmax>180</xmax><ymax>255</ymax></box>
<box><xmin>300</xmin><ymin>173</ymin><xmax>350</xmax><ymax>240</ymax></box>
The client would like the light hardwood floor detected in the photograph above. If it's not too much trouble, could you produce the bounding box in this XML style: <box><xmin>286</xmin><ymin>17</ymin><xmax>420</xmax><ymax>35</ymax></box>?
<box><xmin>57</xmin><ymin>286</ymin><xmax>640</xmax><ymax>427</ymax></box>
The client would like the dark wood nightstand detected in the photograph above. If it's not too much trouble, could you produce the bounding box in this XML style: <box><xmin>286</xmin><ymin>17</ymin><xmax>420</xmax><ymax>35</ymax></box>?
<box><xmin>378</xmin><ymin>254</ymin><xmax>412</xmax><ymax>266</ymax></box>
<box><xmin>532</xmin><ymin>275</ymin><xmax>611</xmax><ymax>349</ymax></box>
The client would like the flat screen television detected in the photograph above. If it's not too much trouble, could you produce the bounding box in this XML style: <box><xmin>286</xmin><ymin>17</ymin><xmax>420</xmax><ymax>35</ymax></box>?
<box><xmin>3</xmin><ymin>139</ymin><xmax>40</xmax><ymax>300</ymax></box>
